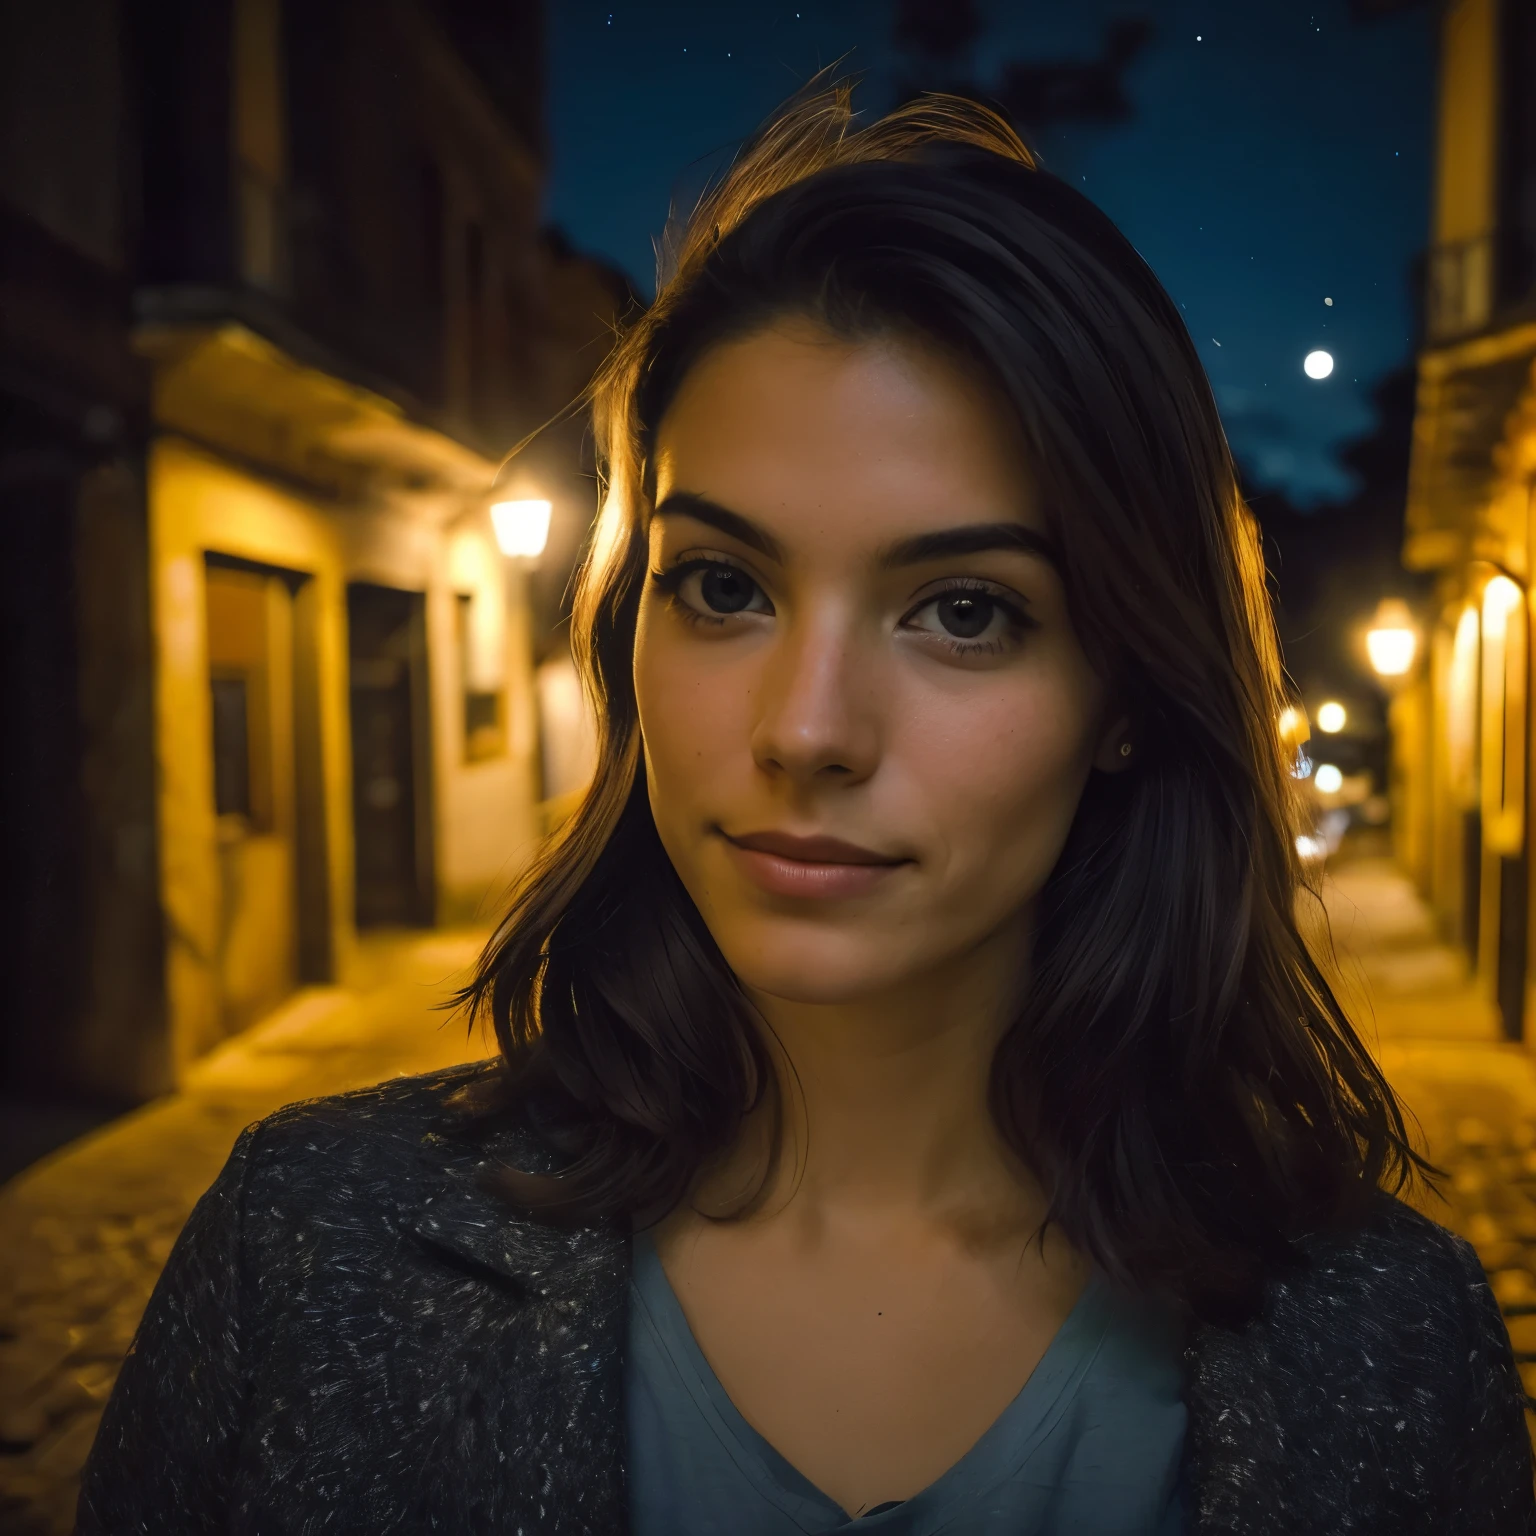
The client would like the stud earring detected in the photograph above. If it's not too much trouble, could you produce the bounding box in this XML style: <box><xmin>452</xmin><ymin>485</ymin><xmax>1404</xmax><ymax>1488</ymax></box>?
<box><xmin>1119</xmin><ymin>741</ymin><xmax>1133</xmax><ymax>758</ymax></box>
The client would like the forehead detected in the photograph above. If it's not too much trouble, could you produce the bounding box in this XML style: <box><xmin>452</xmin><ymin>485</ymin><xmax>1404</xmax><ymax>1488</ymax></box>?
<box><xmin>650</xmin><ymin>322</ymin><xmax>1042</xmax><ymax>549</ymax></box>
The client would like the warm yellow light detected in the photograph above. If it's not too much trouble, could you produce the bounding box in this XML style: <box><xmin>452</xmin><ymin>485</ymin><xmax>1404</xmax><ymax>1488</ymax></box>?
<box><xmin>1484</xmin><ymin>573</ymin><xmax>1523</xmax><ymax>631</ymax></box>
<box><xmin>1316</xmin><ymin>700</ymin><xmax>1347</xmax><ymax>733</ymax></box>
<box><xmin>1483</xmin><ymin>575</ymin><xmax>1528</xmax><ymax>854</ymax></box>
<box><xmin>1277</xmin><ymin>705</ymin><xmax>1308</xmax><ymax>744</ymax></box>
<box><xmin>1314</xmin><ymin>763</ymin><xmax>1344</xmax><ymax>793</ymax></box>
<box><xmin>490</xmin><ymin>499</ymin><xmax>552</xmax><ymax>559</ymax></box>
<box><xmin>1365</xmin><ymin>598</ymin><xmax>1417</xmax><ymax>678</ymax></box>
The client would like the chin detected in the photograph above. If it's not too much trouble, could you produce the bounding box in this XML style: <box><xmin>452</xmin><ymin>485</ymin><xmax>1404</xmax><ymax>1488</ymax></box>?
<box><xmin>711</xmin><ymin>917</ymin><xmax>925</xmax><ymax>1007</ymax></box>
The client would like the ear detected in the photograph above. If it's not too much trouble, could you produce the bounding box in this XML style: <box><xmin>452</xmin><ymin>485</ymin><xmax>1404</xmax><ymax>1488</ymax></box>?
<box><xmin>1092</xmin><ymin>711</ymin><xmax>1135</xmax><ymax>775</ymax></box>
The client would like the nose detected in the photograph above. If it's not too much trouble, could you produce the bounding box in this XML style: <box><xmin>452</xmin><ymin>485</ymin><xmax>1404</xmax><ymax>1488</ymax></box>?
<box><xmin>749</xmin><ymin>605</ymin><xmax>881</xmax><ymax>785</ymax></box>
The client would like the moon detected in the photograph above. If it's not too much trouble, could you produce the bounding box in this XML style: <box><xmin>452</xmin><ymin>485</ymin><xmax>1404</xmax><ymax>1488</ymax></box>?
<box><xmin>1303</xmin><ymin>349</ymin><xmax>1334</xmax><ymax>379</ymax></box>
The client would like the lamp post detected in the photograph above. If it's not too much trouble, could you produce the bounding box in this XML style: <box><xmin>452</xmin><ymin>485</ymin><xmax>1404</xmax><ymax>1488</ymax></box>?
<box><xmin>490</xmin><ymin>498</ymin><xmax>552</xmax><ymax>560</ymax></box>
<box><xmin>1362</xmin><ymin>597</ymin><xmax>1421</xmax><ymax>858</ymax></box>
<box><xmin>1316</xmin><ymin>700</ymin><xmax>1347</xmax><ymax>734</ymax></box>
<box><xmin>1365</xmin><ymin>597</ymin><xmax>1418</xmax><ymax>682</ymax></box>
<box><xmin>488</xmin><ymin>496</ymin><xmax>555</xmax><ymax>817</ymax></box>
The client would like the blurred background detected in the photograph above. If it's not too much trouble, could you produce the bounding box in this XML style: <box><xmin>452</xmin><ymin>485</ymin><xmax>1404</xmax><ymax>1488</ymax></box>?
<box><xmin>6</xmin><ymin>0</ymin><xmax>1536</xmax><ymax>1527</ymax></box>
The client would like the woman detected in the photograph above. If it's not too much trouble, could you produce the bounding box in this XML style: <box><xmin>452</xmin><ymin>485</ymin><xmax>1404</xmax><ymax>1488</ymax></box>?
<box><xmin>78</xmin><ymin>86</ymin><xmax>1532</xmax><ymax>1534</ymax></box>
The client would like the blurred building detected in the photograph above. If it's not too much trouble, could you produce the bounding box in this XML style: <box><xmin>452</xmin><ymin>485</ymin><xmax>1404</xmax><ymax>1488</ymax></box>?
<box><xmin>0</xmin><ymin>0</ymin><xmax>627</xmax><ymax>1128</ymax></box>
<box><xmin>1392</xmin><ymin>0</ymin><xmax>1536</xmax><ymax>1039</ymax></box>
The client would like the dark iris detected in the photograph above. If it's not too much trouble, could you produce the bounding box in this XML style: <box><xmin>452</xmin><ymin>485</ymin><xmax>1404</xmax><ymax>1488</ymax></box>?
<box><xmin>936</xmin><ymin>593</ymin><xmax>993</xmax><ymax>639</ymax></box>
<box><xmin>700</xmin><ymin>565</ymin><xmax>755</xmax><ymax>613</ymax></box>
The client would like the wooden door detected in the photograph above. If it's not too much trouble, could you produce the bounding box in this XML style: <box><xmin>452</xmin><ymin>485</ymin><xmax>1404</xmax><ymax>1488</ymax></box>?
<box><xmin>348</xmin><ymin>583</ymin><xmax>433</xmax><ymax>927</ymax></box>
<box><xmin>206</xmin><ymin>561</ymin><xmax>297</xmax><ymax>1033</ymax></box>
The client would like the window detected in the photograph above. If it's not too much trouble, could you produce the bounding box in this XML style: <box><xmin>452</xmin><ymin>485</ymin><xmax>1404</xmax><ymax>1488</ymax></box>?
<box><xmin>210</xmin><ymin>674</ymin><xmax>252</xmax><ymax>817</ymax></box>
<box><xmin>206</xmin><ymin>562</ymin><xmax>277</xmax><ymax>832</ymax></box>
<box><xmin>456</xmin><ymin>591</ymin><xmax>505</xmax><ymax>762</ymax></box>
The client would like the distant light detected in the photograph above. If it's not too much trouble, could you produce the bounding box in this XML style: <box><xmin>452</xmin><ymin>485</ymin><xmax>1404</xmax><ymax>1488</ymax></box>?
<box><xmin>1295</xmin><ymin>834</ymin><xmax>1327</xmax><ymax>861</ymax></box>
<box><xmin>491</xmin><ymin>499</ymin><xmax>551</xmax><ymax>559</ymax></box>
<box><xmin>1366</xmin><ymin>628</ymin><xmax>1415</xmax><ymax>676</ymax></box>
<box><xmin>1316</xmin><ymin>700</ymin><xmax>1347</xmax><ymax>734</ymax></box>
<box><xmin>1484</xmin><ymin>573</ymin><xmax>1523</xmax><ymax>629</ymax></box>
<box><xmin>1314</xmin><ymin>763</ymin><xmax>1344</xmax><ymax>794</ymax></box>
<box><xmin>1279</xmin><ymin>703</ymin><xmax>1312</xmax><ymax>778</ymax></box>
<box><xmin>1303</xmin><ymin>350</ymin><xmax>1334</xmax><ymax>379</ymax></box>
<box><xmin>1365</xmin><ymin>597</ymin><xmax>1417</xmax><ymax>678</ymax></box>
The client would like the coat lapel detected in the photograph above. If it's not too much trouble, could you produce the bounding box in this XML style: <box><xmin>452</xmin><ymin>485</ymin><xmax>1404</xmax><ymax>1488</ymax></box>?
<box><xmin>397</xmin><ymin>1146</ymin><xmax>1273</xmax><ymax>1536</ymax></box>
<box><xmin>1183</xmin><ymin>1318</ymin><xmax>1289</xmax><ymax>1535</ymax></box>
<box><xmin>402</xmin><ymin>1146</ymin><xmax>632</xmax><ymax>1534</ymax></box>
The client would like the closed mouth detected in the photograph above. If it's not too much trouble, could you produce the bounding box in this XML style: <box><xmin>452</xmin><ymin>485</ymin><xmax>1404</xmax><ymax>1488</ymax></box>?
<box><xmin>718</xmin><ymin>828</ymin><xmax>910</xmax><ymax>866</ymax></box>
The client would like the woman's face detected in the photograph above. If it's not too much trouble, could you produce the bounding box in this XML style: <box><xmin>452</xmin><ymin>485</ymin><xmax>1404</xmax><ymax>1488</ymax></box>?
<box><xmin>633</xmin><ymin>320</ymin><xmax>1124</xmax><ymax>1007</ymax></box>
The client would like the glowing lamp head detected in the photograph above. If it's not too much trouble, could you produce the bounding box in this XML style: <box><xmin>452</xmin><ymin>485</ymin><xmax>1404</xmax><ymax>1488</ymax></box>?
<box><xmin>491</xmin><ymin>499</ymin><xmax>552</xmax><ymax>559</ymax></box>
<box><xmin>1277</xmin><ymin>704</ymin><xmax>1311</xmax><ymax>778</ymax></box>
<box><xmin>1277</xmin><ymin>705</ymin><xmax>1309</xmax><ymax>745</ymax></box>
<box><xmin>1313</xmin><ymin>763</ymin><xmax>1344</xmax><ymax>794</ymax></box>
<box><xmin>1484</xmin><ymin>574</ymin><xmax>1523</xmax><ymax>631</ymax></box>
<box><xmin>1365</xmin><ymin>598</ymin><xmax>1417</xmax><ymax>678</ymax></box>
<box><xmin>1303</xmin><ymin>349</ymin><xmax>1334</xmax><ymax>380</ymax></box>
<box><xmin>1316</xmin><ymin>700</ymin><xmax>1347</xmax><ymax>734</ymax></box>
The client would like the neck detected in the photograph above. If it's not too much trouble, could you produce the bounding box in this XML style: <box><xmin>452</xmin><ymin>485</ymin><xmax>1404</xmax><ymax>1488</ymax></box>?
<box><xmin>702</xmin><ymin>924</ymin><xmax>1048</xmax><ymax>1244</ymax></box>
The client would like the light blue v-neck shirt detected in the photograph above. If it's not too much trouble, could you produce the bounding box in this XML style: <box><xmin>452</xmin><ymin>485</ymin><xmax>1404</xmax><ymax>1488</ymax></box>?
<box><xmin>626</xmin><ymin>1231</ymin><xmax>1189</xmax><ymax>1534</ymax></box>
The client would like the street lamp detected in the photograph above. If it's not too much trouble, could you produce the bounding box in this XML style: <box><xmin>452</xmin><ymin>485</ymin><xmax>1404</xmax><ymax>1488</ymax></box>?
<box><xmin>491</xmin><ymin>498</ymin><xmax>552</xmax><ymax>560</ymax></box>
<box><xmin>1365</xmin><ymin>598</ymin><xmax>1418</xmax><ymax>679</ymax></box>
<box><xmin>1316</xmin><ymin>700</ymin><xmax>1347</xmax><ymax>733</ymax></box>
<box><xmin>1278</xmin><ymin>703</ymin><xmax>1311</xmax><ymax>778</ymax></box>
<box><xmin>1278</xmin><ymin>705</ymin><xmax>1308</xmax><ymax>744</ymax></box>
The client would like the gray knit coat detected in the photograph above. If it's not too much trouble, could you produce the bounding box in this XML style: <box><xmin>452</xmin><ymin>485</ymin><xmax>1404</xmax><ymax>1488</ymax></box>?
<box><xmin>75</xmin><ymin>1060</ymin><xmax>1536</xmax><ymax>1534</ymax></box>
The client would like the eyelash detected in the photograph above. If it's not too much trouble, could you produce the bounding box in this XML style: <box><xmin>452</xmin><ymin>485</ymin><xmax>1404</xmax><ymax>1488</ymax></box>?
<box><xmin>646</xmin><ymin>559</ymin><xmax>1036</xmax><ymax>656</ymax></box>
<box><xmin>917</xmin><ymin>576</ymin><xmax>1036</xmax><ymax>655</ymax></box>
<box><xmin>648</xmin><ymin>559</ymin><xmax>744</xmax><ymax>630</ymax></box>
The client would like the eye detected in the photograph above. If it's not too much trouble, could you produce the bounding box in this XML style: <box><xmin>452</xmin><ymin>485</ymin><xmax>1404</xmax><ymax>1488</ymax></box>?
<box><xmin>904</xmin><ymin>583</ymin><xmax>1031</xmax><ymax>652</ymax></box>
<box><xmin>690</xmin><ymin>564</ymin><xmax>762</xmax><ymax>615</ymax></box>
<box><xmin>931</xmin><ymin>593</ymin><xmax>995</xmax><ymax>639</ymax></box>
<box><xmin>650</xmin><ymin>558</ymin><xmax>773</xmax><ymax>624</ymax></box>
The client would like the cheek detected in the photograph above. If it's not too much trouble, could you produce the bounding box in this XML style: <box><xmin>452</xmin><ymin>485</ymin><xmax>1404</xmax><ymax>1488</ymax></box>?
<box><xmin>897</xmin><ymin>668</ymin><xmax>1099</xmax><ymax>896</ymax></box>
<box><xmin>632</xmin><ymin>597</ymin><xmax>749</xmax><ymax>822</ymax></box>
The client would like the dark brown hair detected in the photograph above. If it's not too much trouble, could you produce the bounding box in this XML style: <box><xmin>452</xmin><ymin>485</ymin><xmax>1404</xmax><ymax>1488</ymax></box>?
<box><xmin>455</xmin><ymin>83</ymin><xmax>1435</xmax><ymax>1323</ymax></box>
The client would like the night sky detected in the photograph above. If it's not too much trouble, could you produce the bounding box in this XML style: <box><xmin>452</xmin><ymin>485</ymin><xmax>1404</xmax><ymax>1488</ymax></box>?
<box><xmin>543</xmin><ymin>0</ymin><xmax>1434</xmax><ymax>507</ymax></box>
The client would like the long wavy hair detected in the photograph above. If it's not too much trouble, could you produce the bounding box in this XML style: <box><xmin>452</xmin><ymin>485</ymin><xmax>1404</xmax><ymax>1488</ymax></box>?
<box><xmin>454</xmin><ymin>82</ymin><xmax>1436</xmax><ymax>1323</ymax></box>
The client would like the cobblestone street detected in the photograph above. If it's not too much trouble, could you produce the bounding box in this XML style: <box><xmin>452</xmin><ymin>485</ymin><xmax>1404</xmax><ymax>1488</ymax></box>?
<box><xmin>6</xmin><ymin>855</ymin><xmax>1536</xmax><ymax>1531</ymax></box>
<box><xmin>1315</xmin><ymin>853</ymin><xmax>1536</xmax><ymax>1436</ymax></box>
<box><xmin>0</xmin><ymin>929</ymin><xmax>496</xmax><ymax>1535</ymax></box>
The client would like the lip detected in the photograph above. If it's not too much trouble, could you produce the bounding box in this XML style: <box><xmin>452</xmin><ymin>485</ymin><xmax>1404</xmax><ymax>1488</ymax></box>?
<box><xmin>717</xmin><ymin>827</ymin><xmax>911</xmax><ymax>900</ymax></box>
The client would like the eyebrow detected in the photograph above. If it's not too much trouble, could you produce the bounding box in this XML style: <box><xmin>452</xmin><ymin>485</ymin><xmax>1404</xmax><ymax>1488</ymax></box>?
<box><xmin>653</xmin><ymin>493</ymin><xmax>784</xmax><ymax>560</ymax></box>
<box><xmin>652</xmin><ymin>492</ymin><xmax>1060</xmax><ymax>570</ymax></box>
